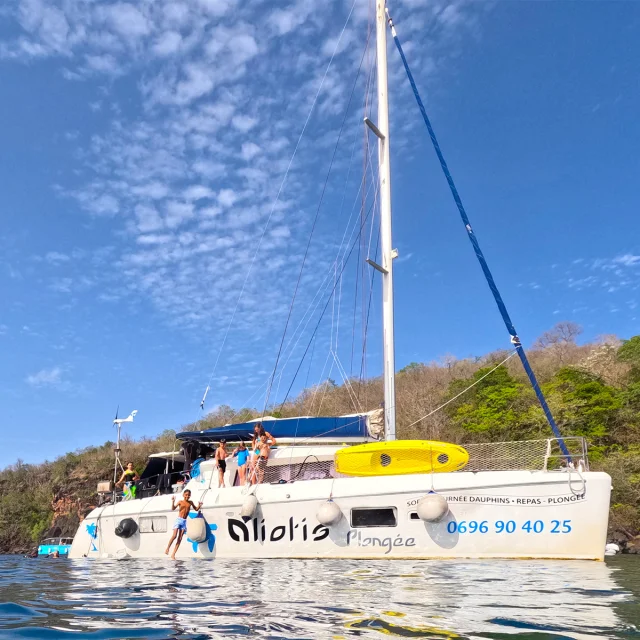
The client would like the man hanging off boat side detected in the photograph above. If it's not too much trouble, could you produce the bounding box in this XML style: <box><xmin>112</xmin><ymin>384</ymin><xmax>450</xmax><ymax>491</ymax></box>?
<box><xmin>165</xmin><ymin>489</ymin><xmax>202</xmax><ymax>559</ymax></box>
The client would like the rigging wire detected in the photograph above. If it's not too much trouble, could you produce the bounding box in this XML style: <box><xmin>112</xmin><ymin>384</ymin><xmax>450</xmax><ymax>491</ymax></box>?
<box><xmin>404</xmin><ymin>350</ymin><xmax>518</xmax><ymax>429</ymax></box>
<box><xmin>277</xmin><ymin>191</ymin><xmax>377</xmax><ymax>413</ymax></box>
<box><xmin>198</xmin><ymin>0</ymin><xmax>359</xmax><ymax>413</ymax></box>
<box><xmin>262</xmin><ymin>19</ymin><xmax>371</xmax><ymax>415</ymax></box>
<box><xmin>234</xmin><ymin>140</ymin><xmax>380</xmax><ymax>416</ymax></box>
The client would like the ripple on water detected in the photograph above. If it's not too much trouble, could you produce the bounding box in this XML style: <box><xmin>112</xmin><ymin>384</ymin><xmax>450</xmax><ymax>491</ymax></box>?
<box><xmin>0</xmin><ymin>556</ymin><xmax>637</xmax><ymax>639</ymax></box>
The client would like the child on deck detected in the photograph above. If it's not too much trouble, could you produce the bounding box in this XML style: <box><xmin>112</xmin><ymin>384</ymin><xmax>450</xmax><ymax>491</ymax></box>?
<box><xmin>233</xmin><ymin>441</ymin><xmax>249</xmax><ymax>486</ymax></box>
<box><xmin>215</xmin><ymin>439</ymin><xmax>228</xmax><ymax>488</ymax></box>
<box><xmin>165</xmin><ymin>489</ymin><xmax>202</xmax><ymax>560</ymax></box>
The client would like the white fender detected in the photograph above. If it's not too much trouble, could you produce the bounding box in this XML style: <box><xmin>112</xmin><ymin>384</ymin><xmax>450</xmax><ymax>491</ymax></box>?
<box><xmin>417</xmin><ymin>493</ymin><xmax>449</xmax><ymax>522</ymax></box>
<box><xmin>316</xmin><ymin>500</ymin><xmax>342</xmax><ymax>526</ymax></box>
<box><xmin>241</xmin><ymin>494</ymin><xmax>258</xmax><ymax>521</ymax></box>
<box><xmin>186</xmin><ymin>517</ymin><xmax>207</xmax><ymax>542</ymax></box>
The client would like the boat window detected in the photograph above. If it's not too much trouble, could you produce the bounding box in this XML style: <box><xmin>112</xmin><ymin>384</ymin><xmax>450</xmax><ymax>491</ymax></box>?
<box><xmin>139</xmin><ymin>516</ymin><xmax>168</xmax><ymax>533</ymax></box>
<box><xmin>350</xmin><ymin>507</ymin><xmax>397</xmax><ymax>528</ymax></box>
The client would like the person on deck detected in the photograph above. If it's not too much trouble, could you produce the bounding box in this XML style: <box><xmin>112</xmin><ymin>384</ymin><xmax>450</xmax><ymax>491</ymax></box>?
<box><xmin>117</xmin><ymin>462</ymin><xmax>139</xmax><ymax>486</ymax></box>
<box><xmin>255</xmin><ymin>434</ymin><xmax>271</xmax><ymax>485</ymax></box>
<box><xmin>232</xmin><ymin>441</ymin><xmax>249</xmax><ymax>486</ymax></box>
<box><xmin>249</xmin><ymin>424</ymin><xmax>276</xmax><ymax>483</ymax></box>
<box><xmin>214</xmin><ymin>439</ymin><xmax>228</xmax><ymax>488</ymax></box>
<box><xmin>165</xmin><ymin>489</ymin><xmax>202</xmax><ymax>560</ymax></box>
<box><xmin>117</xmin><ymin>462</ymin><xmax>139</xmax><ymax>499</ymax></box>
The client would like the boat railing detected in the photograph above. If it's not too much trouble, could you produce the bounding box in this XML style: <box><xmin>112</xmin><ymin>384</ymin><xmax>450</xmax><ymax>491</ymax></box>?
<box><xmin>462</xmin><ymin>437</ymin><xmax>589</xmax><ymax>473</ymax></box>
<box><xmin>98</xmin><ymin>471</ymin><xmax>189</xmax><ymax>503</ymax></box>
<box><xmin>135</xmin><ymin>470</ymin><xmax>188</xmax><ymax>499</ymax></box>
<box><xmin>258</xmin><ymin>438</ymin><xmax>589</xmax><ymax>483</ymax></box>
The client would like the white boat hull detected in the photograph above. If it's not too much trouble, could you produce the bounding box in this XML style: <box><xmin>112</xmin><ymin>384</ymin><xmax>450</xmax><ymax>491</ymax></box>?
<box><xmin>69</xmin><ymin>469</ymin><xmax>611</xmax><ymax>561</ymax></box>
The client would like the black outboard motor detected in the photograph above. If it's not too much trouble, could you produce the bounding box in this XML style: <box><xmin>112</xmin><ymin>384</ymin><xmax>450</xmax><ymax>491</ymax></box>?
<box><xmin>115</xmin><ymin>518</ymin><xmax>138</xmax><ymax>538</ymax></box>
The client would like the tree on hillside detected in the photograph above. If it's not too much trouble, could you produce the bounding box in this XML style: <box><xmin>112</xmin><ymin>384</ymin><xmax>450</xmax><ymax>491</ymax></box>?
<box><xmin>533</xmin><ymin>321</ymin><xmax>583</xmax><ymax>368</ymax></box>
<box><xmin>445</xmin><ymin>366</ymin><xmax>539</xmax><ymax>442</ymax></box>
<box><xmin>618</xmin><ymin>335</ymin><xmax>640</xmax><ymax>382</ymax></box>
<box><xmin>543</xmin><ymin>367</ymin><xmax>622</xmax><ymax>449</ymax></box>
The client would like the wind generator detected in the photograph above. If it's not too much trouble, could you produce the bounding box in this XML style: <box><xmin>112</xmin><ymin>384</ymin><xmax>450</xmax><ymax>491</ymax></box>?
<box><xmin>112</xmin><ymin>407</ymin><xmax>138</xmax><ymax>499</ymax></box>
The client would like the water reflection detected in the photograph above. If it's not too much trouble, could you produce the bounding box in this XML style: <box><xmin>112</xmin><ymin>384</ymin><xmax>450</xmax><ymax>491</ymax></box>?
<box><xmin>0</xmin><ymin>556</ymin><xmax>637</xmax><ymax>639</ymax></box>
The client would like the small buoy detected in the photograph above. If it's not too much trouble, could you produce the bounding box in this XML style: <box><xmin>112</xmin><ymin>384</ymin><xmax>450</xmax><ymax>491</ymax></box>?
<box><xmin>605</xmin><ymin>543</ymin><xmax>620</xmax><ymax>556</ymax></box>
<box><xmin>416</xmin><ymin>493</ymin><xmax>448</xmax><ymax>522</ymax></box>
<box><xmin>316</xmin><ymin>500</ymin><xmax>342</xmax><ymax>526</ymax></box>
<box><xmin>115</xmin><ymin>518</ymin><xmax>138</xmax><ymax>538</ymax></box>
<box><xmin>241</xmin><ymin>494</ymin><xmax>258</xmax><ymax>522</ymax></box>
<box><xmin>186</xmin><ymin>516</ymin><xmax>207</xmax><ymax>542</ymax></box>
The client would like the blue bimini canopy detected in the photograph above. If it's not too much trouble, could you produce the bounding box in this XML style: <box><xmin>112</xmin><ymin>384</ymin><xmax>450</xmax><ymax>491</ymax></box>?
<box><xmin>176</xmin><ymin>413</ymin><xmax>382</xmax><ymax>444</ymax></box>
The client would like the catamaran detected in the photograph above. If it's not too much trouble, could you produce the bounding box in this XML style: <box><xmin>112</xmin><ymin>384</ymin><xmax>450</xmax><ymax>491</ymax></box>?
<box><xmin>69</xmin><ymin>0</ymin><xmax>611</xmax><ymax>561</ymax></box>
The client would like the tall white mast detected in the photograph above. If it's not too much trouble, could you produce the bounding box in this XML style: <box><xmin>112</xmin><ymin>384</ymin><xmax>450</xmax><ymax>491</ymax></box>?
<box><xmin>374</xmin><ymin>0</ymin><xmax>396</xmax><ymax>440</ymax></box>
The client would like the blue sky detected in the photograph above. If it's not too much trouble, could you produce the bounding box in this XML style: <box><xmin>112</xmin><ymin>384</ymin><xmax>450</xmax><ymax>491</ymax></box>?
<box><xmin>1</xmin><ymin>0</ymin><xmax>639</xmax><ymax>468</ymax></box>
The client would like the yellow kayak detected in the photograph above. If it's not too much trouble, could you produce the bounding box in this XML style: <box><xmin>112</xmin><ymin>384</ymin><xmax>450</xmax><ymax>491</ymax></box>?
<box><xmin>335</xmin><ymin>440</ymin><xmax>469</xmax><ymax>476</ymax></box>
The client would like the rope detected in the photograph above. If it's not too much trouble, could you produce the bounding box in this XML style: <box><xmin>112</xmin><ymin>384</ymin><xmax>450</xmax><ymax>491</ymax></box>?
<box><xmin>385</xmin><ymin>6</ymin><xmax>571</xmax><ymax>458</ymax></box>
<box><xmin>567</xmin><ymin>464</ymin><xmax>586</xmax><ymax>497</ymax></box>
<box><xmin>404</xmin><ymin>350</ymin><xmax>518</xmax><ymax>429</ymax></box>
<box><xmin>199</xmin><ymin>0</ymin><xmax>359</xmax><ymax>413</ymax></box>
<box><xmin>277</xmin><ymin>191</ymin><xmax>377</xmax><ymax>412</ymax></box>
<box><xmin>331</xmin><ymin>350</ymin><xmax>363</xmax><ymax>413</ymax></box>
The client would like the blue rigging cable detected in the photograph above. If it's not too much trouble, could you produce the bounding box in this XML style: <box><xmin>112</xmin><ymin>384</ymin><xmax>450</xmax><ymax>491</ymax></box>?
<box><xmin>385</xmin><ymin>8</ymin><xmax>570</xmax><ymax>457</ymax></box>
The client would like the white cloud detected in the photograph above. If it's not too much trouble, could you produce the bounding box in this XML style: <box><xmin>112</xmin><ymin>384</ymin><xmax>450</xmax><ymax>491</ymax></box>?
<box><xmin>197</xmin><ymin>0</ymin><xmax>237</xmax><ymax>17</ymax></box>
<box><xmin>19</xmin><ymin>0</ymin><xmax>70</xmax><ymax>53</ymax></box>
<box><xmin>184</xmin><ymin>185</ymin><xmax>215</xmax><ymax>201</ymax></box>
<box><xmin>137</xmin><ymin>233</ymin><xmax>173</xmax><ymax>245</ymax></box>
<box><xmin>26</xmin><ymin>366</ymin><xmax>63</xmax><ymax>387</ymax></box>
<box><xmin>132</xmin><ymin>182</ymin><xmax>170</xmax><ymax>200</ymax></box>
<box><xmin>228</xmin><ymin>33</ymin><xmax>258</xmax><ymax>65</ymax></box>
<box><xmin>152</xmin><ymin>30</ymin><xmax>182</xmax><ymax>57</ymax></box>
<box><xmin>268</xmin><ymin>1</ymin><xmax>314</xmax><ymax>36</ymax></box>
<box><xmin>102</xmin><ymin>3</ymin><xmax>151</xmax><ymax>41</ymax></box>
<box><xmin>193</xmin><ymin>160</ymin><xmax>225</xmax><ymax>179</ymax></box>
<box><xmin>218</xmin><ymin>188</ymin><xmax>239</xmax><ymax>208</ymax></box>
<box><xmin>613</xmin><ymin>254</ymin><xmax>640</xmax><ymax>267</ymax></box>
<box><xmin>85</xmin><ymin>53</ymin><xmax>121</xmax><ymax>75</ymax></box>
<box><xmin>51</xmin><ymin>277</ymin><xmax>73</xmax><ymax>293</ymax></box>
<box><xmin>135</xmin><ymin>203</ymin><xmax>163</xmax><ymax>232</ymax></box>
<box><xmin>165</xmin><ymin>200</ymin><xmax>194</xmax><ymax>228</ymax></box>
<box><xmin>232</xmin><ymin>114</ymin><xmax>257</xmax><ymax>133</ymax></box>
<box><xmin>241</xmin><ymin>142</ymin><xmax>261</xmax><ymax>161</ymax></box>
<box><xmin>44</xmin><ymin>251</ymin><xmax>70</xmax><ymax>264</ymax></box>
<box><xmin>173</xmin><ymin>63</ymin><xmax>216</xmax><ymax>105</ymax></box>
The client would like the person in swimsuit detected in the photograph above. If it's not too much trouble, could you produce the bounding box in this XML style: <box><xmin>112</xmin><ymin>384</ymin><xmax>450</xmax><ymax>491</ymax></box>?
<box><xmin>250</xmin><ymin>424</ymin><xmax>276</xmax><ymax>483</ymax></box>
<box><xmin>117</xmin><ymin>462</ymin><xmax>139</xmax><ymax>486</ymax></box>
<box><xmin>233</xmin><ymin>441</ymin><xmax>249</xmax><ymax>485</ymax></box>
<box><xmin>215</xmin><ymin>439</ymin><xmax>228</xmax><ymax>488</ymax></box>
<box><xmin>117</xmin><ymin>462</ymin><xmax>139</xmax><ymax>499</ymax></box>
<box><xmin>165</xmin><ymin>489</ymin><xmax>202</xmax><ymax>559</ymax></box>
<box><xmin>256</xmin><ymin>435</ymin><xmax>271</xmax><ymax>484</ymax></box>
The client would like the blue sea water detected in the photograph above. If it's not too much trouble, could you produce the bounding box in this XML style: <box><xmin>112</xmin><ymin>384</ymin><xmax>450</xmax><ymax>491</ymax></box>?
<box><xmin>0</xmin><ymin>555</ymin><xmax>638</xmax><ymax>639</ymax></box>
